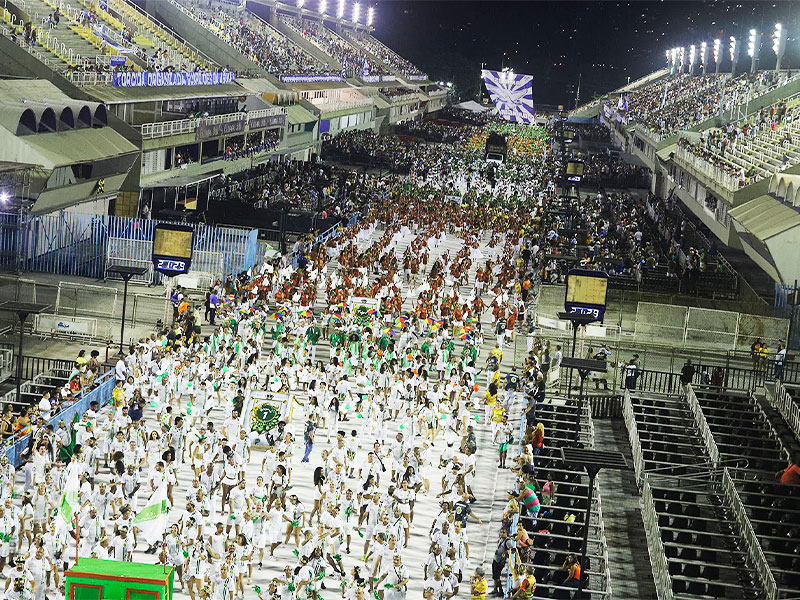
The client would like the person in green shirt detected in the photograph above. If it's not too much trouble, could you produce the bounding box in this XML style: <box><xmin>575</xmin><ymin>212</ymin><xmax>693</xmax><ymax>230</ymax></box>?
<box><xmin>329</xmin><ymin>329</ymin><xmax>344</xmax><ymax>360</ymax></box>
<box><xmin>306</xmin><ymin>322</ymin><xmax>321</xmax><ymax>361</ymax></box>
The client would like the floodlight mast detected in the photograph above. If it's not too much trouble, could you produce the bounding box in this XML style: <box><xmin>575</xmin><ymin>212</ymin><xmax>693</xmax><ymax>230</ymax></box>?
<box><xmin>773</xmin><ymin>23</ymin><xmax>786</xmax><ymax>72</ymax></box>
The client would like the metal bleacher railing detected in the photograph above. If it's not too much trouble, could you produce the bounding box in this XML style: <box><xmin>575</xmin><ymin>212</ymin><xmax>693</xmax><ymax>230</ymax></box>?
<box><xmin>720</xmin><ymin>467</ymin><xmax>778</xmax><ymax>600</ymax></box>
<box><xmin>641</xmin><ymin>474</ymin><xmax>674</xmax><ymax>600</ymax></box>
<box><xmin>622</xmin><ymin>390</ymin><xmax>645</xmax><ymax>485</ymax></box>
<box><xmin>685</xmin><ymin>384</ymin><xmax>720</xmax><ymax>467</ymax></box>
<box><xmin>768</xmin><ymin>379</ymin><xmax>800</xmax><ymax>442</ymax></box>
<box><xmin>2</xmin><ymin>370</ymin><xmax>114</xmax><ymax>467</ymax></box>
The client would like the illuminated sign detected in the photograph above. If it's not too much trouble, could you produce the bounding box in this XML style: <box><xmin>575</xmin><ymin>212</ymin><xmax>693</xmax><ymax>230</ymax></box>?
<box><xmin>565</xmin><ymin>269</ymin><xmax>608</xmax><ymax>322</ymax></box>
<box><xmin>152</xmin><ymin>223</ymin><xmax>194</xmax><ymax>277</ymax></box>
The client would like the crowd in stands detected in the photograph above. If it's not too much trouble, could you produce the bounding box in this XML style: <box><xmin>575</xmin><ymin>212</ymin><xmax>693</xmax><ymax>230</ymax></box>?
<box><xmin>282</xmin><ymin>16</ymin><xmax>391</xmax><ymax>78</ymax></box>
<box><xmin>223</xmin><ymin>130</ymin><xmax>281</xmax><ymax>161</ymax></box>
<box><xmin>344</xmin><ymin>31</ymin><xmax>425</xmax><ymax>77</ymax></box>
<box><xmin>627</xmin><ymin>70</ymin><xmax>798</xmax><ymax>138</ymax></box>
<box><xmin>677</xmin><ymin>97</ymin><xmax>800</xmax><ymax>187</ymax></box>
<box><xmin>575</xmin><ymin>124</ymin><xmax>611</xmax><ymax>143</ymax></box>
<box><xmin>579</xmin><ymin>152</ymin><xmax>651</xmax><ymax>189</ymax></box>
<box><xmin>211</xmin><ymin>159</ymin><xmax>373</xmax><ymax>218</ymax></box>
<box><xmin>395</xmin><ymin>120</ymin><xmax>466</xmax><ymax>144</ymax></box>
<box><xmin>184</xmin><ymin>5</ymin><xmax>329</xmax><ymax>75</ymax></box>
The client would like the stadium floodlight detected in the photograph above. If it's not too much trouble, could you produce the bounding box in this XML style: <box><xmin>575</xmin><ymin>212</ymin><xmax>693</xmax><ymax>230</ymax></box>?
<box><xmin>730</xmin><ymin>36</ymin><xmax>740</xmax><ymax>75</ymax></box>
<box><xmin>700</xmin><ymin>41</ymin><xmax>708</xmax><ymax>74</ymax></box>
<box><xmin>352</xmin><ymin>2</ymin><xmax>360</xmax><ymax>22</ymax></box>
<box><xmin>320</xmin><ymin>0</ymin><xmax>327</xmax><ymax>14</ymax></box>
<box><xmin>666</xmin><ymin>49</ymin><xmax>670</xmax><ymax>64</ymax></box>
<box><xmin>367</xmin><ymin>6</ymin><xmax>373</xmax><ymax>26</ymax></box>
<box><xmin>297</xmin><ymin>0</ymin><xmax>304</xmax><ymax>7</ymax></box>
<box><xmin>0</xmin><ymin>191</ymin><xmax>8</xmax><ymax>204</ymax></box>
<box><xmin>773</xmin><ymin>23</ymin><xmax>786</xmax><ymax>71</ymax></box>
<box><xmin>748</xmin><ymin>28</ymin><xmax>759</xmax><ymax>72</ymax></box>
<box><xmin>670</xmin><ymin>47</ymin><xmax>678</xmax><ymax>73</ymax></box>
<box><xmin>337</xmin><ymin>0</ymin><xmax>344</xmax><ymax>19</ymax></box>
<box><xmin>713</xmin><ymin>39</ymin><xmax>721</xmax><ymax>74</ymax></box>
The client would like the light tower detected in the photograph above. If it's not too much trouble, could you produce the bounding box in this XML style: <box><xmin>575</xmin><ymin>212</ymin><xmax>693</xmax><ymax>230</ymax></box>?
<box><xmin>730</xmin><ymin>36</ymin><xmax>740</xmax><ymax>76</ymax></box>
<box><xmin>748</xmin><ymin>28</ymin><xmax>760</xmax><ymax>73</ymax></box>
<box><xmin>713</xmin><ymin>39</ymin><xmax>721</xmax><ymax>74</ymax></box>
<box><xmin>688</xmin><ymin>44</ymin><xmax>696</xmax><ymax>75</ymax></box>
<box><xmin>700</xmin><ymin>41</ymin><xmax>708</xmax><ymax>75</ymax></box>
<box><xmin>773</xmin><ymin>23</ymin><xmax>786</xmax><ymax>72</ymax></box>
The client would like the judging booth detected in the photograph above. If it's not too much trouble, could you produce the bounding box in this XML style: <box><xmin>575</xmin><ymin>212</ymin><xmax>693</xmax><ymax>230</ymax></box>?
<box><xmin>65</xmin><ymin>559</ymin><xmax>174</xmax><ymax>600</ymax></box>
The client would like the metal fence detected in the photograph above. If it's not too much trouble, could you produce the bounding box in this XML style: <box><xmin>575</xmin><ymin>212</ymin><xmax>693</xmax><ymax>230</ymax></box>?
<box><xmin>634</xmin><ymin>302</ymin><xmax>788</xmax><ymax>351</ymax></box>
<box><xmin>768</xmin><ymin>381</ymin><xmax>800</xmax><ymax>442</ymax></box>
<box><xmin>0</xmin><ymin>211</ymin><xmax>260</xmax><ymax>282</ymax></box>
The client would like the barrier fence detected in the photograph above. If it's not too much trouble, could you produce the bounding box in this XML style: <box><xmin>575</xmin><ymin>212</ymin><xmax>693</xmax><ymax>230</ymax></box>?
<box><xmin>0</xmin><ymin>211</ymin><xmax>260</xmax><ymax>282</ymax></box>
<box><xmin>622</xmin><ymin>391</ymin><xmax>645</xmax><ymax>485</ymax></box>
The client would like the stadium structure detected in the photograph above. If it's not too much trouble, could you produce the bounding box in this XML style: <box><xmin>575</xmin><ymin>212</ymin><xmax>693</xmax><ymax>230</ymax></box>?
<box><xmin>0</xmin><ymin>0</ymin><xmax>446</xmax><ymax>216</ymax></box>
<box><xmin>1</xmin><ymin>5</ymin><xmax>800</xmax><ymax>600</ymax></box>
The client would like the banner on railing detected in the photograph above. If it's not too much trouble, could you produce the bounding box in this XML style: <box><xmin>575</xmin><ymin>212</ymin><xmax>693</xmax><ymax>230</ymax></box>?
<box><xmin>279</xmin><ymin>74</ymin><xmax>344</xmax><ymax>84</ymax></box>
<box><xmin>111</xmin><ymin>71</ymin><xmax>235</xmax><ymax>87</ymax></box>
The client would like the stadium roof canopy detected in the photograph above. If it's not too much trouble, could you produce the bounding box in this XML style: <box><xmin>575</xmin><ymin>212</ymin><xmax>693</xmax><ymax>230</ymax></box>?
<box><xmin>83</xmin><ymin>83</ymin><xmax>246</xmax><ymax>104</ymax></box>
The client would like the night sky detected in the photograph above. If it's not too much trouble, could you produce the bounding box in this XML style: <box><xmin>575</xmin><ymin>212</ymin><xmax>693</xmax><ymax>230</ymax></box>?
<box><xmin>370</xmin><ymin>1</ymin><xmax>800</xmax><ymax>107</ymax></box>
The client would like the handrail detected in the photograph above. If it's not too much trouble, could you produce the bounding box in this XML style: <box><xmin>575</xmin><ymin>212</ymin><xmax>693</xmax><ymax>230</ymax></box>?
<box><xmin>721</xmin><ymin>468</ymin><xmax>777</xmax><ymax>600</ymax></box>
<box><xmin>622</xmin><ymin>390</ymin><xmax>645</xmax><ymax>485</ymax></box>
<box><xmin>685</xmin><ymin>384</ymin><xmax>720</xmax><ymax>467</ymax></box>
<box><xmin>768</xmin><ymin>380</ymin><xmax>800</xmax><ymax>441</ymax></box>
<box><xmin>641</xmin><ymin>474</ymin><xmax>674</xmax><ymax>600</ymax></box>
<box><xmin>139</xmin><ymin>107</ymin><xmax>287</xmax><ymax>139</ymax></box>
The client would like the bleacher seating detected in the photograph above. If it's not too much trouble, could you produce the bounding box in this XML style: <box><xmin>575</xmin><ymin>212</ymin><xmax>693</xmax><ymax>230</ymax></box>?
<box><xmin>692</xmin><ymin>386</ymin><xmax>787</xmax><ymax>473</ymax></box>
<box><xmin>521</xmin><ymin>401</ymin><xmax>611</xmax><ymax>599</ymax></box>
<box><xmin>343</xmin><ymin>31</ymin><xmax>425</xmax><ymax>77</ymax></box>
<box><xmin>679</xmin><ymin>96</ymin><xmax>800</xmax><ymax>189</ymax></box>
<box><xmin>626</xmin><ymin>382</ymin><xmax>800</xmax><ymax>599</ymax></box>
<box><xmin>110</xmin><ymin>0</ymin><xmax>215</xmax><ymax>71</ymax></box>
<box><xmin>173</xmin><ymin>0</ymin><xmax>327</xmax><ymax>76</ymax></box>
<box><xmin>280</xmin><ymin>15</ymin><xmax>390</xmax><ymax>78</ymax></box>
<box><xmin>626</xmin><ymin>70</ymin><xmax>796</xmax><ymax>139</ymax></box>
<box><xmin>731</xmin><ymin>475</ymin><xmax>800</xmax><ymax>594</ymax></box>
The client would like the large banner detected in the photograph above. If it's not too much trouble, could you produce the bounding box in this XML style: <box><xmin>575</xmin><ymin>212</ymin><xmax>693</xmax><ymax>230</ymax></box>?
<box><xmin>481</xmin><ymin>69</ymin><xmax>535</xmax><ymax>123</ymax></box>
<box><xmin>111</xmin><ymin>71</ymin><xmax>235</xmax><ymax>88</ymax></box>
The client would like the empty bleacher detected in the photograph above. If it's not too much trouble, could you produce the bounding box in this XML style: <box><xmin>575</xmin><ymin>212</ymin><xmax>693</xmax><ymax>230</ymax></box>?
<box><xmin>624</xmin><ymin>390</ymin><xmax>768</xmax><ymax>598</ymax></box>
<box><xmin>625</xmin><ymin>378</ymin><xmax>800</xmax><ymax>599</ymax></box>
<box><xmin>692</xmin><ymin>386</ymin><xmax>787</xmax><ymax>473</ymax></box>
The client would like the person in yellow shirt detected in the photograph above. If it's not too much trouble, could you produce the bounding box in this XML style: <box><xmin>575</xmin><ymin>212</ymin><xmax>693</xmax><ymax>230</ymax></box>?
<box><xmin>471</xmin><ymin>566</ymin><xmax>488</xmax><ymax>600</ymax></box>
<box><xmin>490</xmin><ymin>402</ymin><xmax>506</xmax><ymax>440</ymax></box>
<box><xmin>483</xmin><ymin>382</ymin><xmax>498</xmax><ymax>423</ymax></box>
<box><xmin>112</xmin><ymin>380</ymin><xmax>125</xmax><ymax>407</ymax></box>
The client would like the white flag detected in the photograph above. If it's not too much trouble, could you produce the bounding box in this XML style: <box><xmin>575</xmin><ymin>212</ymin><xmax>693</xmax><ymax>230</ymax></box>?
<box><xmin>56</xmin><ymin>462</ymin><xmax>80</xmax><ymax>535</ymax></box>
<box><xmin>133</xmin><ymin>481</ymin><xmax>169</xmax><ymax>545</ymax></box>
